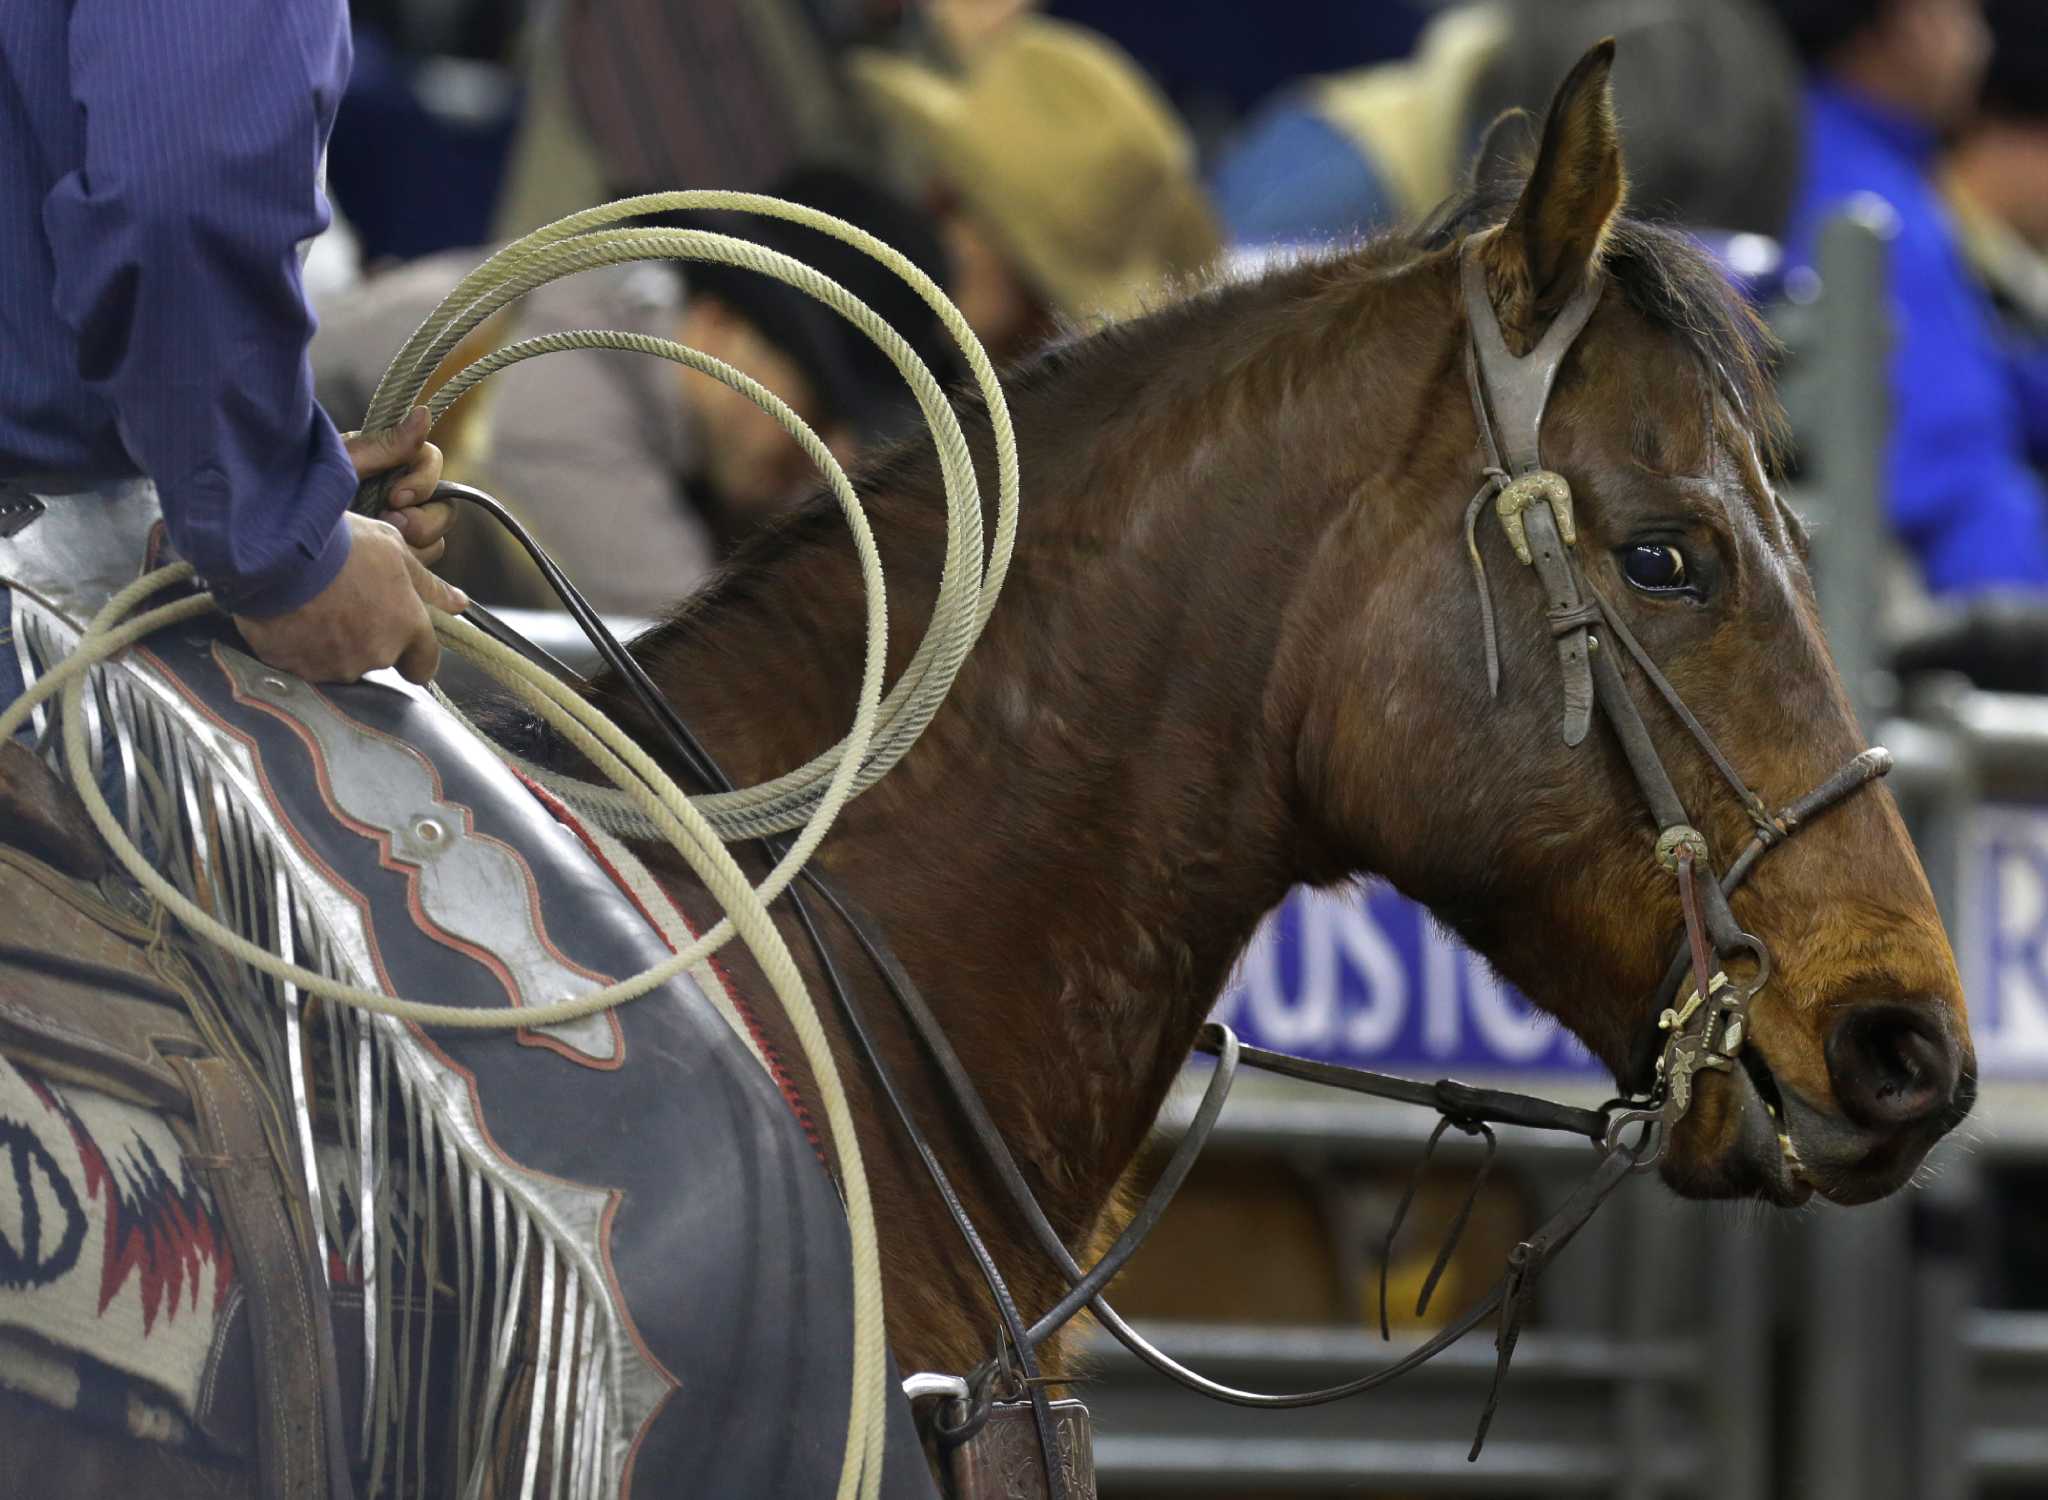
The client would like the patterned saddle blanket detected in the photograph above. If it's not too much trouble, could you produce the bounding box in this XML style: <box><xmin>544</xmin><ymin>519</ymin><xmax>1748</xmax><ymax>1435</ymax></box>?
<box><xmin>0</xmin><ymin>589</ymin><xmax>937</xmax><ymax>1499</ymax></box>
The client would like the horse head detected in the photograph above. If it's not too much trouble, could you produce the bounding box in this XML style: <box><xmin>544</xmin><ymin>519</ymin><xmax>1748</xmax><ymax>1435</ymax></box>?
<box><xmin>1297</xmin><ymin>42</ymin><xmax>1972</xmax><ymax>1206</ymax></box>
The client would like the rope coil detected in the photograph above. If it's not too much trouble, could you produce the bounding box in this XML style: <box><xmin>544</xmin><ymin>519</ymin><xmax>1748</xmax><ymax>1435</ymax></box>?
<box><xmin>360</xmin><ymin>196</ymin><xmax>1020</xmax><ymax>840</ymax></box>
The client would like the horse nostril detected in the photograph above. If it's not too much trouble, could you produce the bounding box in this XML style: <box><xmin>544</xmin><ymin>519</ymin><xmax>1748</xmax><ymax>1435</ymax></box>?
<box><xmin>1824</xmin><ymin>1004</ymin><xmax>1963</xmax><ymax>1132</ymax></box>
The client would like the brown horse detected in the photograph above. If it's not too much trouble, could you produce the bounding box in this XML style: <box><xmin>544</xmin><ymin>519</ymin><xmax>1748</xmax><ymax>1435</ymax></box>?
<box><xmin>603</xmin><ymin>46</ymin><xmax>1974</xmax><ymax>1384</ymax></box>
<box><xmin>0</xmin><ymin>44</ymin><xmax>1979</xmax><ymax>1499</ymax></box>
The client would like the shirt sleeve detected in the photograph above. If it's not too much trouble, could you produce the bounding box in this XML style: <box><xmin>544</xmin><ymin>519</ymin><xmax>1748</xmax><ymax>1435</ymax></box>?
<box><xmin>40</xmin><ymin>0</ymin><xmax>358</xmax><ymax>616</ymax></box>
<box><xmin>1881</xmin><ymin>217</ymin><xmax>2048</xmax><ymax>595</ymax></box>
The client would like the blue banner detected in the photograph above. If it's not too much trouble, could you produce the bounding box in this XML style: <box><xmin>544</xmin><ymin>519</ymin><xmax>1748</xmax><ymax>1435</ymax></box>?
<box><xmin>1966</xmin><ymin>803</ymin><xmax>2048</xmax><ymax>1079</ymax></box>
<box><xmin>1213</xmin><ymin>884</ymin><xmax>1602</xmax><ymax>1078</ymax></box>
<box><xmin>1219</xmin><ymin>803</ymin><xmax>2048</xmax><ymax>1081</ymax></box>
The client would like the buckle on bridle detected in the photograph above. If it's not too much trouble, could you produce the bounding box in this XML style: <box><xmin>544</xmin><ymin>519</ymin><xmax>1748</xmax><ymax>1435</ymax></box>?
<box><xmin>1494</xmin><ymin>471</ymin><xmax>1576</xmax><ymax>565</ymax></box>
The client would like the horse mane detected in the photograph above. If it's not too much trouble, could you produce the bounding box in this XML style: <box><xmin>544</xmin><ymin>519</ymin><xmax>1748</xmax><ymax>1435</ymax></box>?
<box><xmin>662</xmin><ymin>177</ymin><xmax>1787</xmax><ymax>636</ymax></box>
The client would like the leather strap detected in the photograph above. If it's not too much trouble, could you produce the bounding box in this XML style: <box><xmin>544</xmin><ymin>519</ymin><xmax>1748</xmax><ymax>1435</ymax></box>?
<box><xmin>789</xmin><ymin>872</ymin><xmax>1067</xmax><ymax>1488</ymax></box>
<box><xmin>1468</xmin><ymin>1146</ymin><xmax>1636</xmax><ymax>1456</ymax></box>
<box><xmin>1645</xmin><ymin>747</ymin><xmax>1894</xmax><ymax>1022</ymax></box>
<box><xmin>1585</xmin><ymin>622</ymin><xmax>1692</xmax><ymax>832</ymax></box>
<box><xmin>1676</xmin><ymin>853</ymin><xmax>1716</xmax><ymax>1016</ymax></box>
<box><xmin>171</xmin><ymin>1056</ymin><xmax>349</xmax><ymax>1500</ymax></box>
<box><xmin>1460</xmin><ymin>242</ymin><xmax>1605</xmax><ymax>475</ymax></box>
<box><xmin>1590</xmin><ymin>594</ymin><xmax>1779</xmax><ymax>835</ymax></box>
<box><xmin>1192</xmin><ymin>1031</ymin><xmax>1609</xmax><ymax>1141</ymax></box>
<box><xmin>1459</xmin><ymin>243</ymin><xmax>1605</xmax><ymax>747</ymax></box>
<box><xmin>1519</xmin><ymin>495</ymin><xmax>1597</xmax><ymax>746</ymax></box>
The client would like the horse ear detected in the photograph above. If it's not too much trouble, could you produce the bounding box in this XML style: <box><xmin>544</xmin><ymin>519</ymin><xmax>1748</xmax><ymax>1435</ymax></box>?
<box><xmin>1482</xmin><ymin>39</ymin><xmax>1626</xmax><ymax>350</ymax></box>
<box><xmin>1470</xmin><ymin>107</ymin><xmax>1535</xmax><ymax>190</ymax></box>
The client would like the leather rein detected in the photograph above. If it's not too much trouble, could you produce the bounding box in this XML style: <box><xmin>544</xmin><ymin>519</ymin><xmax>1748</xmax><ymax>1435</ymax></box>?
<box><xmin>436</xmin><ymin>233</ymin><xmax>1891</xmax><ymax>1488</ymax></box>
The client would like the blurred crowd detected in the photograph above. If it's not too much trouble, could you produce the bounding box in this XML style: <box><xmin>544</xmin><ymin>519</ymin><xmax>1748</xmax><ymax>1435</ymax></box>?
<box><xmin>310</xmin><ymin>0</ymin><xmax>2048</xmax><ymax>645</ymax></box>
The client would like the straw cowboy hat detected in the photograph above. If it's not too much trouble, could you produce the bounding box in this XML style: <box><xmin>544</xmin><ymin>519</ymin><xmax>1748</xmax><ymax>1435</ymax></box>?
<box><xmin>849</xmin><ymin>19</ymin><xmax>1220</xmax><ymax>322</ymax></box>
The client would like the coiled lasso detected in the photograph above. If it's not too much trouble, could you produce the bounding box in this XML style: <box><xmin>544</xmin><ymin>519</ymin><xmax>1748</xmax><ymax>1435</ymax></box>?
<box><xmin>0</xmin><ymin>191</ymin><xmax>1021</xmax><ymax>1500</ymax></box>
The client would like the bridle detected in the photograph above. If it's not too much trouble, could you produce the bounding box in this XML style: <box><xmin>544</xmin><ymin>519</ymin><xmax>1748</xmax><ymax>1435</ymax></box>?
<box><xmin>435</xmin><ymin>230</ymin><xmax>1894</xmax><ymax>1491</ymax></box>
<box><xmin>1451</xmin><ymin>235</ymin><xmax>1889</xmax><ymax>1163</ymax></box>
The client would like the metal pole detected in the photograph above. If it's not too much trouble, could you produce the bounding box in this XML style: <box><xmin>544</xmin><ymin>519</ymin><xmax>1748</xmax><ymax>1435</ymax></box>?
<box><xmin>1804</xmin><ymin>203</ymin><xmax>1899</xmax><ymax>731</ymax></box>
<box><xmin>1785</xmin><ymin>204</ymin><xmax>1919</xmax><ymax>1500</ymax></box>
<box><xmin>1614</xmin><ymin>1186</ymin><xmax>1679</xmax><ymax>1500</ymax></box>
<box><xmin>1701</xmin><ymin>1211</ymin><xmax>1770</xmax><ymax>1500</ymax></box>
<box><xmin>1910</xmin><ymin>1143</ymin><xmax>1983</xmax><ymax>1500</ymax></box>
<box><xmin>1792</xmin><ymin>1196</ymin><xmax>1916</xmax><ymax>1500</ymax></box>
<box><xmin>1900</xmin><ymin>684</ymin><xmax>1991</xmax><ymax>1500</ymax></box>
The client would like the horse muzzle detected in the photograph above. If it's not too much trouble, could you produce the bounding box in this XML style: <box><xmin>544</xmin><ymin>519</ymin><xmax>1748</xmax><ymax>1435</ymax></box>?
<box><xmin>1657</xmin><ymin>995</ymin><xmax>1974</xmax><ymax>1206</ymax></box>
<box><xmin>1771</xmin><ymin>1001</ymin><xmax>1976</xmax><ymax>1205</ymax></box>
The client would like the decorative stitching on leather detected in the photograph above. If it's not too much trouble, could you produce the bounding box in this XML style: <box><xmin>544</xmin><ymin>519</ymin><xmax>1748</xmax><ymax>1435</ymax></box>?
<box><xmin>0</xmin><ymin>991</ymin><xmax>174</xmax><ymax>1066</ymax></box>
<box><xmin>224</xmin><ymin>1062</ymin><xmax>319</xmax><ymax>1499</ymax></box>
<box><xmin>315</xmin><ymin>689</ymin><xmax>628</xmax><ymax>1070</ymax></box>
<box><xmin>0</xmin><ymin>846</ymin><xmax>157</xmax><ymax>939</ymax></box>
<box><xmin>215</xmin><ymin>646</ymin><xmax>625</xmax><ymax>1070</ymax></box>
<box><xmin>606</xmin><ymin>1192</ymin><xmax>678</xmax><ymax>1500</ymax></box>
<box><xmin>698</xmin><ymin>945</ymin><xmax>822</xmax><ymax>1158</ymax></box>
<box><xmin>132</xmin><ymin>644</ymin><xmax>406</xmax><ymax>1007</ymax></box>
<box><xmin>196</xmin><ymin>1283</ymin><xmax>246</xmax><ymax>1432</ymax></box>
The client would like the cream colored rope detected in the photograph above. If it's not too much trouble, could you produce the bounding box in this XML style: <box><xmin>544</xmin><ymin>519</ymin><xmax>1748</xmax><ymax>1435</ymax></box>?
<box><xmin>358</xmin><ymin>196</ymin><xmax>1021</xmax><ymax>837</ymax></box>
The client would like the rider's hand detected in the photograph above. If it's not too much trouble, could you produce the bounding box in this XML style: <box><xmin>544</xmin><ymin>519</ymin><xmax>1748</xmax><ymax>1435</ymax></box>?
<box><xmin>349</xmin><ymin>406</ymin><xmax>455</xmax><ymax>565</ymax></box>
<box><xmin>235</xmin><ymin>513</ymin><xmax>469</xmax><ymax>684</ymax></box>
<box><xmin>232</xmin><ymin>410</ymin><xmax>468</xmax><ymax>684</ymax></box>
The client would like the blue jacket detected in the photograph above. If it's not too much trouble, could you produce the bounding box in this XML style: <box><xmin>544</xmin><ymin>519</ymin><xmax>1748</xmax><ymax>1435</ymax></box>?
<box><xmin>1783</xmin><ymin>82</ymin><xmax>2048</xmax><ymax>595</ymax></box>
<box><xmin>0</xmin><ymin>1</ymin><xmax>356</xmax><ymax>614</ymax></box>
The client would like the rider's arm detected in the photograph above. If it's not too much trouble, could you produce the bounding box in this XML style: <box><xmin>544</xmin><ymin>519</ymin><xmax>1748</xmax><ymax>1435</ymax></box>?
<box><xmin>40</xmin><ymin>0</ymin><xmax>359</xmax><ymax>616</ymax></box>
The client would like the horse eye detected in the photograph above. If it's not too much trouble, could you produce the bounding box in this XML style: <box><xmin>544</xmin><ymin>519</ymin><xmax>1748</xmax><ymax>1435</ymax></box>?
<box><xmin>1620</xmin><ymin>543</ymin><xmax>1689</xmax><ymax>593</ymax></box>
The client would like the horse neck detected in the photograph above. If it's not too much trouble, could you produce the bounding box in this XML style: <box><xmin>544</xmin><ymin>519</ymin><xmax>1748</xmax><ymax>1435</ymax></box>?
<box><xmin>622</xmin><ymin>263</ymin><xmax>1448</xmax><ymax>1211</ymax></box>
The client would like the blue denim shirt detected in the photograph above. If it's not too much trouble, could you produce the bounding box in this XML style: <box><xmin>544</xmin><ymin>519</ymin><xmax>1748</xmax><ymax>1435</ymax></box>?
<box><xmin>0</xmin><ymin>1</ymin><xmax>357</xmax><ymax>615</ymax></box>
<box><xmin>1782</xmin><ymin>82</ymin><xmax>2048</xmax><ymax>595</ymax></box>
